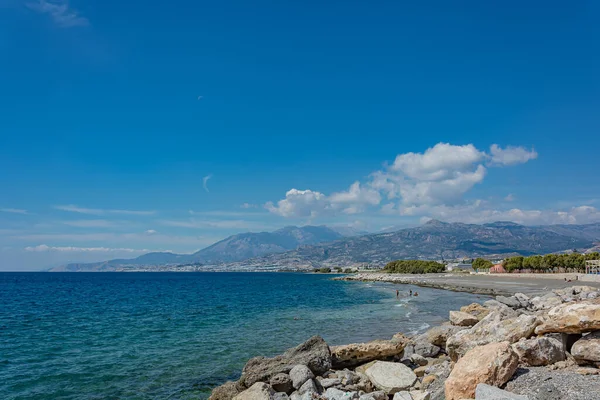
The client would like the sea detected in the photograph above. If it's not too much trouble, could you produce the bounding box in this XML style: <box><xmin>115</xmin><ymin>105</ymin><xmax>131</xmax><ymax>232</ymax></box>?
<box><xmin>0</xmin><ymin>272</ymin><xmax>488</xmax><ymax>400</ymax></box>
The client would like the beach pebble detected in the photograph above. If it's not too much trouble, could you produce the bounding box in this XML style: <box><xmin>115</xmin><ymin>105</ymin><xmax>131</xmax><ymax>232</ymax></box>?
<box><xmin>319</xmin><ymin>378</ymin><xmax>342</xmax><ymax>389</ymax></box>
<box><xmin>324</xmin><ymin>388</ymin><xmax>359</xmax><ymax>400</ymax></box>
<box><xmin>410</xmin><ymin>354</ymin><xmax>428</xmax><ymax>366</ymax></box>
<box><xmin>297</xmin><ymin>378</ymin><xmax>320</xmax><ymax>395</ymax></box>
<box><xmin>358</xmin><ymin>391</ymin><xmax>387</xmax><ymax>400</ymax></box>
<box><xmin>290</xmin><ymin>365</ymin><xmax>315</xmax><ymax>389</ymax></box>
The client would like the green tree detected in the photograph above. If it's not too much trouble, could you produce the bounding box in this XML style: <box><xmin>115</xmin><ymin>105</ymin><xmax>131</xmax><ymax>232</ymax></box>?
<box><xmin>472</xmin><ymin>258</ymin><xmax>493</xmax><ymax>271</ymax></box>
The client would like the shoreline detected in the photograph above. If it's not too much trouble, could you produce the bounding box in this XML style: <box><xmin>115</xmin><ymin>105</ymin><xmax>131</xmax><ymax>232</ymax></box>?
<box><xmin>336</xmin><ymin>272</ymin><xmax>600</xmax><ymax>297</ymax></box>
<box><xmin>210</xmin><ymin>283</ymin><xmax>600</xmax><ymax>400</ymax></box>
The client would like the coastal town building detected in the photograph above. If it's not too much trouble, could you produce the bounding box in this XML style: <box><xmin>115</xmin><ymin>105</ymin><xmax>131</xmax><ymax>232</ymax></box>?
<box><xmin>585</xmin><ymin>260</ymin><xmax>600</xmax><ymax>275</ymax></box>
<box><xmin>445</xmin><ymin>262</ymin><xmax>473</xmax><ymax>272</ymax></box>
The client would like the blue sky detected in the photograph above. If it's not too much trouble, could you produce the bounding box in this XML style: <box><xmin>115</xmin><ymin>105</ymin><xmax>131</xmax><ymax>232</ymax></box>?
<box><xmin>1</xmin><ymin>0</ymin><xmax>599</xmax><ymax>270</ymax></box>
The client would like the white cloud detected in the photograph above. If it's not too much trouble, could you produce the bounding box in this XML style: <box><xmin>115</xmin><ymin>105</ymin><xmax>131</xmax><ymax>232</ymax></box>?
<box><xmin>203</xmin><ymin>174</ymin><xmax>212</xmax><ymax>192</ymax></box>
<box><xmin>25</xmin><ymin>245</ymin><xmax>149</xmax><ymax>253</ymax></box>
<box><xmin>26</xmin><ymin>0</ymin><xmax>89</xmax><ymax>28</ymax></box>
<box><xmin>265</xmin><ymin>189</ymin><xmax>329</xmax><ymax>218</ymax></box>
<box><xmin>505</xmin><ymin>194</ymin><xmax>515</xmax><ymax>202</ymax></box>
<box><xmin>0</xmin><ymin>208</ymin><xmax>28</xmax><ymax>214</ymax></box>
<box><xmin>390</xmin><ymin>143</ymin><xmax>485</xmax><ymax>180</ymax></box>
<box><xmin>54</xmin><ymin>205</ymin><xmax>156</xmax><ymax>216</ymax></box>
<box><xmin>266</xmin><ymin>142</ymin><xmax>540</xmax><ymax>220</ymax></box>
<box><xmin>489</xmin><ymin>144</ymin><xmax>538</xmax><ymax>166</ymax></box>
<box><xmin>145</xmin><ymin>229</ymin><xmax>157</xmax><ymax>235</ymax></box>
<box><xmin>241</xmin><ymin>203</ymin><xmax>257</xmax><ymax>209</ymax></box>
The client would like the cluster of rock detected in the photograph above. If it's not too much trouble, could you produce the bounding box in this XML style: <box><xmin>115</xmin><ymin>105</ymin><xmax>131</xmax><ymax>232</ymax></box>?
<box><xmin>209</xmin><ymin>286</ymin><xmax>600</xmax><ymax>400</ymax></box>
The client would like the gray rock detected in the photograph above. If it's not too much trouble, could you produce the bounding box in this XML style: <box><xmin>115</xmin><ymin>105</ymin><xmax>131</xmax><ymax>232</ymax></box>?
<box><xmin>290</xmin><ymin>365</ymin><xmax>315</xmax><ymax>389</ymax></box>
<box><xmin>363</xmin><ymin>361</ymin><xmax>418</xmax><ymax>394</ymax></box>
<box><xmin>571</xmin><ymin>330</ymin><xmax>600</xmax><ymax>365</ymax></box>
<box><xmin>324</xmin><ymin>388</ymin><xmax>359</xmax><ymax>400</ymax></box>
<box><xmin>514</xmin><ymin>293</ymin><xmax>532</xmax><ymax>309</ymax></box>
<box><xmin>410</xmin><ymin>353</ymin><xmax>428</xmax><ymax>366</ymax></box>
<box><xmin>233</xmin><ymin>383</ymin><xmax>276</xmax><ymax>400</ymax></box>
<box><xmin>483</xmin><ymin>300</ymin><xmax>519</xmax><ymax>318</ymax></box>
<box><xmin>297</xmin><ymin>379</ymin><xmax>319</xmax><ymax>396</ymax></box>
<box><xmin>496</xmin><ymin>295</ymin><xmax>522</xmax><ymax>309</ymax></box>
<box><xmin>511</xmin><ymin>336</ymin><xmax>565</xmax><ymax>366</ymax></box>
<box><xmin>446</xmin><ymin>312</ymin><xmax>539</xmax><ymax>361</ymax></box>
<box><xmin>274</xmin><ymin>393</ymin><xmax>289</xmax><ymax>400</ymax></box>
<box><xmin>404</xmin><ymin>341</ymin><xmax>440</xmax><ymax>359</ymax></box>
<box><xmin>449</xmin><ymin>310</ymin><xmax>479</xmax><ymax>327</ymax></box>
<box><xmin>418</xmin><ymin>325</ymin><xmax>466</xmax><ymax>347</ymax></box>
<box><xmin>392</xmin><ymin>392</ymin><xmax>412</xmax><ymax>400</ymax></box>
<box><xmin>270</xmin><ymin>374</ymin><xmax>293</xmax><ymax>394</ymax></box>
<box><xmin>210</xmin><ymin>381</ymin><xmax>242</xmax><ymax>400</ymax></box>
<box><xmin>319</xmin><ymin>378</ymin><xmax>342</xmax><ymax>389</ymax></box>
<box><xmin>475</xmin><ymin>383</ymin><xmax>528</xmax><ymax>399</ymax></box>
<box><xmin>358</xmin><ymin>391</ymin><xmax>387</xmax><ymax>400</ymax></box>
<box><xmin>240</xmin><ymin>336</ymin><xmax>331</xmax><ymax>388</ymax></box>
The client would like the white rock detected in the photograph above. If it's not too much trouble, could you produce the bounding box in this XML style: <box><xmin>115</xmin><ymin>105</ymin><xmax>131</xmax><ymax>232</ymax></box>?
<box><xmin>363</xmin><ymin>361</ymin><xmax>418</xmax><ymax>394</ymax></box>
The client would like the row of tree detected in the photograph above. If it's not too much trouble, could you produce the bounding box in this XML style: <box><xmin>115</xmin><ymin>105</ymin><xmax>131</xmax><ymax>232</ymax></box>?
<box><xmin>473</xmin><ymin>252</ymin><xmax>600</xmax><ymax>273</ymax></box>
<box><xmin>384</xmin><ymin>260</ymin><xmax>446</xmax><ymax>274</ymax></box>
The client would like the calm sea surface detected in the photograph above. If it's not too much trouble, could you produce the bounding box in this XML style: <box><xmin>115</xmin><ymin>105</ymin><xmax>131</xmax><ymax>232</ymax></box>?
<box><xmin>0</xmin><ymin>272</ymin><xmax>487</xmax><ymax>400</ymax></box>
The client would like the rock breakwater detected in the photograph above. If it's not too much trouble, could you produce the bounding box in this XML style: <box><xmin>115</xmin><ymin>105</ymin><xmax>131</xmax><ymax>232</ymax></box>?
<box><xmin>210</xmin><ymin>285</ymin><xmax>600</xmax><ymax>400</ymax></box>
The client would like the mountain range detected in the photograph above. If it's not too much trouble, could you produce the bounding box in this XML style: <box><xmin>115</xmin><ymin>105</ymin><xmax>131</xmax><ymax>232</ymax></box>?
<box><xmin>51</xmin><ymin>221</ymin><xmax>600</xmax><ymax>272</ymax></box>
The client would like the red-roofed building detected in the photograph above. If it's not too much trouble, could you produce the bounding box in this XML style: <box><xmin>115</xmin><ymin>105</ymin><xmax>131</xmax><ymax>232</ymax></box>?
<box><xmin>490</xmin><ymin>263</ymin><xmax>507</xmax><ymax>273</ymax></box>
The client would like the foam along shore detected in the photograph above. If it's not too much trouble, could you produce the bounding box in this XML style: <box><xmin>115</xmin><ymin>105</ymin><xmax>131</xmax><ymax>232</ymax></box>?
<box><xmin>335</xmin><ymin>272</ymin><xmax>600</xmax><ymax>296</ymax></box>
<box><xmin>210</xmin><ymin>285</ymin><xmax>600</xmax><ymax>400</ymax></box>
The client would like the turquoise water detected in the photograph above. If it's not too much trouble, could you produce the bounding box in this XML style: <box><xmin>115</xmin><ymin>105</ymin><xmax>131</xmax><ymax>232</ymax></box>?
<box><xmin>0</xmin><ymin>272</ymin><xmax>487</xmax><ymax>399</ymax></box>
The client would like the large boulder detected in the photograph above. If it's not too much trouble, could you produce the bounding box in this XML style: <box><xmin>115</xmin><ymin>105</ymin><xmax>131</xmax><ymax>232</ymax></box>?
<box><xmin>363</xmin><ymin>361</ymin><xmax>418</xmax><ymax>394</ymax></box>
<box><xmin>460</xmin><ymin>303</ymin><xmax>490</xmax><ymax>321</ymax></box>
<box><xmin>210</xmin><ymin>381</ymin><xmax>242</xmax><ymax>400</ymax></box>
<box><xmin>535</xmin><ymin>301</ymin><xmax>600</xmax><ymax>335</ymax></box>
<box><xmin>511</xmin><ymin>337</ymin><xmax>565</xmax><ymax>366</ymax></box>
<box><xmin>233</xmin><ymin>383</ymin><xmax>276</xmax><ymax>400</ymax></box>
<box><xmin>444</xmin><ymin>342</ymin><xmax>519</xmax><ymax>400</ymax></box>
<box><xmin>418</xmin><ymin>325</ymin><xmax>466</xmax><ymax>347</ymax></box>
<box><xmin>240</xmin><ymin>336</ymin><xmax>332</xmax><ymax>388</ymax></box>
<box><xmin>475</xmin><ymin>383</ymin><xmax>528</xmax><ymax>399</ymax></box>
<box><xmin>331</xmin><ymin>334</ymin><xmax>409</xmax><ymax>368</ymax></box>
<box><xmin>571</xmin><ymin>330</ymin><xmax>600</xmax><ymax>366</ymax></box>
<box><xmin>446</xmin><ymin>312</ymin><xmax>539</xmax><ymax>361</ymax></box>
<box><xmin>449</xmin><ymin>311</ymin><xmax>479</xmax><ymax>327</ymax></box>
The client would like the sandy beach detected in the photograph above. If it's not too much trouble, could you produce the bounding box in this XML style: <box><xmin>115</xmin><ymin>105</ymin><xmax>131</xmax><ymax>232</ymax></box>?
<box><xmin>338</xmin><ymin>272</ymin><xmax>600</xmax><ymax>296</ymax></box>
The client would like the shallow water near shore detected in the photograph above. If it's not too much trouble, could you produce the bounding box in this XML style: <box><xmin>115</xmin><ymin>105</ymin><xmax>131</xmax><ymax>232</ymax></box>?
<box><xmin>0</xmin><ymin>272</ymin><xmax>488</xmax><ymax>400</ymax></box>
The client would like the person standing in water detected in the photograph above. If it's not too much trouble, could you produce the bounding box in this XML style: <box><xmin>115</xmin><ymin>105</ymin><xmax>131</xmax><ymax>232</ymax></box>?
<box><xmin>396</xmin><ymin>289</ymin><xmax>399</xmax><ymax>299</ymax></box>
<box><xmin>409</xmin><ymin>289</ymin><xmax>413</xmax><ymax>296</ymax></box>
